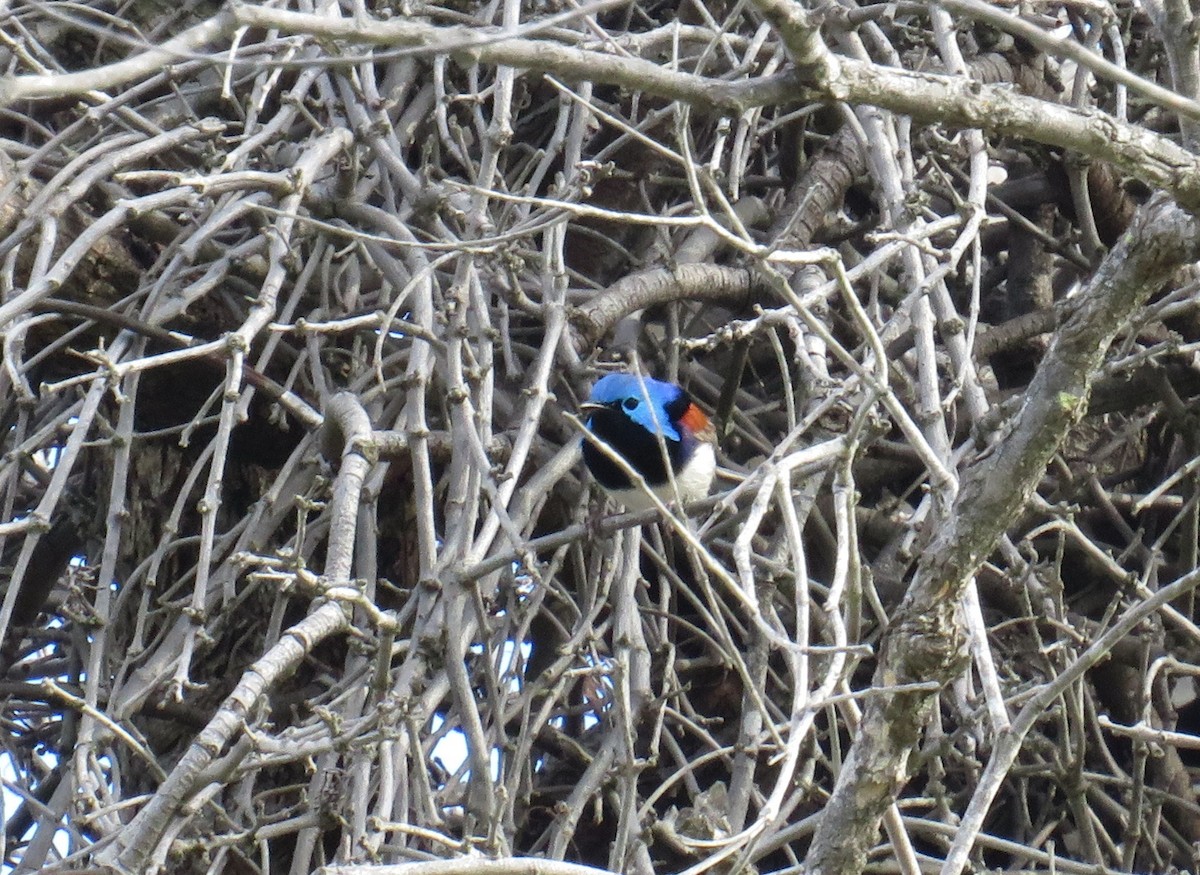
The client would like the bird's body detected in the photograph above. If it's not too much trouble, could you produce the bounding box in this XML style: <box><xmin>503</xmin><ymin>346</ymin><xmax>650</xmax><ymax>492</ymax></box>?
<box><xmin>581</xmin><ymin>374</ymin><xmax>717</xmax><ymax>511</ymax></box>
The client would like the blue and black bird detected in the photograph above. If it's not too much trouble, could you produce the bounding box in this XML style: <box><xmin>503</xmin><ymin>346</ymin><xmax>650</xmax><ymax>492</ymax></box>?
<box><xmin>580</xmin><ymin>374</ymin><xmax>717</xmax><ymax>511</ymax></box>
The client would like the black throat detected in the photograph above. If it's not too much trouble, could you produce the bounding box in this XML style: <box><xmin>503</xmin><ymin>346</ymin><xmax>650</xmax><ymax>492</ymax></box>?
<box><xmin>582</xmin><ymin>403</ymin><xmax>687</xmax><ymax>490</ymax></box>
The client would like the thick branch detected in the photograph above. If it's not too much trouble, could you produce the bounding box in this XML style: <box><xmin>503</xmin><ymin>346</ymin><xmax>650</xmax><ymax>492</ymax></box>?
<box><xmin>833</xmin><ymin>59</ymin><xmax>1200</xmax><ymax>208</ymax></box>
<box><xmin>0</xmin><ymin>10</ymin><xmax>236</xmax><ymax>106</ymax></box>
<box><xmin>570</xmin><ymin>264</ymin><xmax>767</xmax><ymax>352</ymax></box>
<box><xmin>0</xmin><ymin>4</ymin><xmax>798</xmax><ymax>115</ymax></box>
<box><xmin>936</xmin><ymin>0</ymin><xmax>1200</xmax><ymax>124</ymax></box>
<box><xmin>805</xmin><ymin>196</ymin><xmax>1200</xmax><ymax>874</ymax></box>
<box><xmin>750</xmin><ymin>0</ymin><xmax>1200</xmax><ymax>210</ymax></box>
<box><xmin>16</xmin><ymin>4</ymin><xmax>1192</xmax><ymax>209</ymax></box>
<box><xmin>317</xmin><ymin>860</ymin><xmax>618</xmax><ymax>875</ymax></box>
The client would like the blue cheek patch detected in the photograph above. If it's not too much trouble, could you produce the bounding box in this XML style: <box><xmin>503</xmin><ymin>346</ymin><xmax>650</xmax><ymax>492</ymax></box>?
<box><xmin>624</xmin><ymin>400</ymin><xmax>680</xmax><ymax>441</ymax></box>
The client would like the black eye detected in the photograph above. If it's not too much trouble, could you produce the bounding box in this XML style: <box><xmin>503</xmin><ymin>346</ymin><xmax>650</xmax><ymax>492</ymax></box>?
<box><xmin>623</xmin><ymin>397</ymin><xmax>639</xmax><ymax>411</ymax></box>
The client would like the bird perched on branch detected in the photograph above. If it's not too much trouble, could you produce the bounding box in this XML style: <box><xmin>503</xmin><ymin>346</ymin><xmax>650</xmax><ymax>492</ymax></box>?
<box><xmin>580</xmin><ymin>373</ymin><xmax>717</xmax><ymax>511</ymax></box>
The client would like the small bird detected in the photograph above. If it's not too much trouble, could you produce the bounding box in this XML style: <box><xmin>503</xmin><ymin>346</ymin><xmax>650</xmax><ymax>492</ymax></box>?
<box><xmin>580</xmin><ymin>374</ymin><xmax>717</xmax><ymax>511</ymax></box>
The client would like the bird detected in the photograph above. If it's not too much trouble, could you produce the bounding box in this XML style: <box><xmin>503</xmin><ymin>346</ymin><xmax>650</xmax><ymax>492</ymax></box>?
<box><xmin>580</xmin><ymin>373</ymin><xmax>717</xmax><ymax>511</ymax></box>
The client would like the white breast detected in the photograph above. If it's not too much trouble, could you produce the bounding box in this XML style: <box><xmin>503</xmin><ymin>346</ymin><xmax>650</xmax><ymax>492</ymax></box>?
<box><xmin>610</xmin><ymin>442</ymin><xmax>716</xmax><ymax>512</ymax></box>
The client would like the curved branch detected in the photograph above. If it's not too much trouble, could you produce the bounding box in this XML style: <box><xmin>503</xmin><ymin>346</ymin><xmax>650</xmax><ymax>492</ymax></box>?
<box><xmin>570</xmin><ymin>264</ymin><xmax>768</xmax><ymax>352</ymax></box>
<box><xmin>0</xmin><ymin>10</ymin><xmax>236</xmax><ymax>106</ymax></box>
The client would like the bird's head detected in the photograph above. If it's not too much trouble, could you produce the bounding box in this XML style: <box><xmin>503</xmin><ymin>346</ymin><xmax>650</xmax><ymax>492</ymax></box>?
<box><xmin>579</xmin><ymin>373</ymin><xmax>716</xmax><ymax>507</ymax></box>
<box><xmin>581</xmin><ymin>374</ymin><xmax>710</xmax><ymax>442</ymax></box>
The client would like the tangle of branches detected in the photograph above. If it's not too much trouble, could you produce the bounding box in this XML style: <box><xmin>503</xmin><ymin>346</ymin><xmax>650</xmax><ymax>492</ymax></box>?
<box><xmin>1</xmin><ymin>1</ymin><xmax>1200</xmax><ymax>874</ymax></box>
